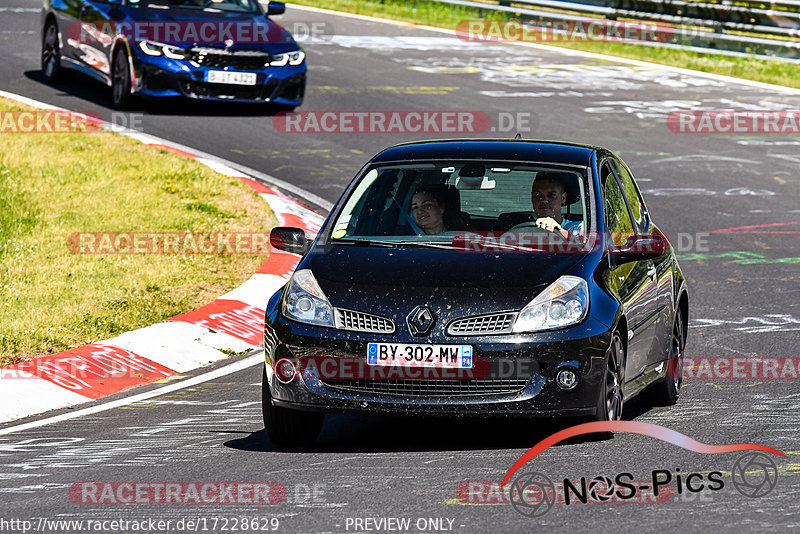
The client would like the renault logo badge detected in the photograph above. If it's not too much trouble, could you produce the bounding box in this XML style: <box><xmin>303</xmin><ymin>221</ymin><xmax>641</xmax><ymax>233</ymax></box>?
<box><xmin>407</xmin><ymin>306</ymin><xmax>435</xmax><ymax>336</ymax></box>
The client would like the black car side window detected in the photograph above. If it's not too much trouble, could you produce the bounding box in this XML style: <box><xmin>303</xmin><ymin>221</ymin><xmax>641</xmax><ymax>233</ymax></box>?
<box><xmin>611</xmin><ymin>158</ymin><xmax>649</xmax><ymax>233</ymax></box>
<box><xmin>603</xmin><ymin>162</ymin><xmax>636</xmax><ymax>249</ymax></box>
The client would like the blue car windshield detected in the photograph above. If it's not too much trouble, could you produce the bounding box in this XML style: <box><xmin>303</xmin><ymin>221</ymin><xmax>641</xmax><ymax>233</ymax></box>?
<box><xmin>129</xmin><ymin>0</ymin><xmax>261</xmax><ymax>14</ymax></box>
<box><xmin>329</xmin><ymin>161</ymin><xmax>594</xmax><ymax>251</ymax></box>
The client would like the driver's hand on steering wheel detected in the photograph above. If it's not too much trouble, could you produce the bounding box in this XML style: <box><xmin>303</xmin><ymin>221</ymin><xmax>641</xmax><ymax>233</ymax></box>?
<box><xmin>535</xmin><ymin>217</ymin><xmax>572</xmax><ymax>239</ymax></box>
<box><xmin>535</xmin><ymin>217</ymin><xmax>563</xmax><ymax>233</ymax></box>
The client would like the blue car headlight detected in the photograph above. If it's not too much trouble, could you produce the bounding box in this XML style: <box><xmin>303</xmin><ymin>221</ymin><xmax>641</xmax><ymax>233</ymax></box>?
<box><xmin>512</xmin><ymin>276</ymin><xmax>589</xmax><ymax>332</ymax></box>
<box><xmin>138</xmin><ymin>41</ymin><xmax>188</xmax><ymax>60</ymax></box>
<box><xmin>270</xmin><ymin>50</ymin><xmax>304</xmax><ymax>66</ymax></box>
<box><xmin>282</xmin><ymin>269</ymin><xmax>334</xmax><ymax>327</ymax></box>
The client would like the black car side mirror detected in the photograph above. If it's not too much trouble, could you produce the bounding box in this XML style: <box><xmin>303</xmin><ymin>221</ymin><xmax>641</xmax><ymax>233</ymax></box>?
<box><xmin>610</xmin><ymin>231</ymin><xmax>667</xmax><ymax>264</ymax></box>
<box><xmin>267</xmin><ymin>1</ymin><xmax>285</xmax><ymax>15</ymax></box>
<box><xmin>270</xmin><ymin>227</ymin><xmax>310</xmax><ymax>255</ymax></box>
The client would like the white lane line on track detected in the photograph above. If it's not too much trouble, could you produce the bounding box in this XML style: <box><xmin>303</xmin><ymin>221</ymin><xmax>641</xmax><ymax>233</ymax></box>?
<box><xmin>0</xmin><ymin>353</ymin><xmax>264</xmax><ymax>437</ymax></box>
<box><xmin>424</xmin><ymin>455</ymin><xmax>455</xmax><ymax>464</ymax></box>
<box><xmin>0</xmin><ymin>89</ymin><xmax>329</xmax><ymax>426</ymax></box>
<box><xmin>288</xmin><ymin>3</ymin><xmax>800</xmax><ymax>96</ymax></box>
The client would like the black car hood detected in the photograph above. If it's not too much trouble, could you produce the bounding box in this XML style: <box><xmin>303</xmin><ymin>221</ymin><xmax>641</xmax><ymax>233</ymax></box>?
<box><xmin>302</xmin><ymin>245</ymin><xmax>591</xmax><ymax>319</ymax></box>
<box><xmin>117</xmin><ymin>7</ymin><xmax>296</xmax><ymax>50</ymax></box>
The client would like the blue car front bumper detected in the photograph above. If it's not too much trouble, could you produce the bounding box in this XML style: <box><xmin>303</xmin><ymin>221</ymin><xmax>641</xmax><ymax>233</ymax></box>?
<box><xmin>131</xmin><ymin>53</ymin><xmax>305</xmax><ymax>105</ymax></box>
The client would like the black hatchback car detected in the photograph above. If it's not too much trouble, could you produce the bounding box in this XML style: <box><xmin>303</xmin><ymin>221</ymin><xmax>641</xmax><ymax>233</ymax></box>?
<box><xmin>41</xmin><ymin>0</ymin><xmax>305</xmax><ymax>108</ymax></box>
<box><xmin>263</xmin><ymin>140</ymin><xmax>688</xmax><ymax>446</ymax></box>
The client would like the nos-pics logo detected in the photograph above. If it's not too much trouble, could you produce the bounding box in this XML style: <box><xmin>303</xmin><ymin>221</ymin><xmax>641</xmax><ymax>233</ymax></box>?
<box><xmin>503</xmin><ymin>421</ymin><xmax>782</xmax><ymax>518</ymax></box>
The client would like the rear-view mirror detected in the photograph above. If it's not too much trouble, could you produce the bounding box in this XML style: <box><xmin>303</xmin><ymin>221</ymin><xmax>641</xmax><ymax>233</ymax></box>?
<box><xmin>270</xmin><ymin>227</ymin><xmax>310</xmax><ymax>255</ymax></box>
<box><xmin>267</xmin><ymin>1</ymin><xmax>285</xmax><ymax>15</ymax></box>
<box><xmin>610</xmin><ymin>231</ymin><xmax>667</xmax><ymax>263</ymax></box>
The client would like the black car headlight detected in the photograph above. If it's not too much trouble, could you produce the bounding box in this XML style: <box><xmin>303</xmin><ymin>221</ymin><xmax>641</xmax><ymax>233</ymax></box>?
<box><xmin>270</xmin><ymin>50</ymin><xmax>305</xmax><ymax>66</ymax></box>
<box><xmin>282</xmin><ymin>269</ymin><xmax>334</xmax><ymax>327</ymax></box>
<box><xmin>512</xmin><ymin>276</ymin><xmax>589</xmax><ymax>332</ymax></box>
<box><xmin>138</xmin><ymin>41</ymin><xmax>187</xmax><ymax>60</ymax></box>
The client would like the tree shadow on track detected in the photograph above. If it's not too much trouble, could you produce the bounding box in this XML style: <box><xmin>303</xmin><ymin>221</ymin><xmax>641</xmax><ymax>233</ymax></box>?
<box><xmin>25</xmin><ymin>70</ymin><xmax>114</xmax><ymax>109</ymax></box>
<box><xmin>222</xmin><ymin>398</ymin><xmax>653</xmax><ymax>454</ymax></box>
<box><xmin>25</xmin><ymin>70</ymin><xmax>284</xmax><ymax>117</ymax></box>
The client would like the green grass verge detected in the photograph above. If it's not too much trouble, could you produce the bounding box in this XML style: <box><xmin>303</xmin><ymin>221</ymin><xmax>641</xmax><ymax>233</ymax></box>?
<box><xmin>291</xmin><ymin>0</ymin><xmax>800</xmax><ymax>89</ymax></box>
<box><xmin>0</xmin><ymin>98</ymin><xmax>276</xmax><ymax>364</ymax></box>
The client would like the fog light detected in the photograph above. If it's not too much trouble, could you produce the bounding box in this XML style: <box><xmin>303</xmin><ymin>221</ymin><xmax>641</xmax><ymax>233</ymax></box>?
<box><xmin>556</xmin><ymin>369</ymin><xmax>578</xmax><ymax>390</ymax></box>
<box><xmin>275</xmin><ymin>359</ymin><xmax>297</xmax><ymax>383</ymax></box>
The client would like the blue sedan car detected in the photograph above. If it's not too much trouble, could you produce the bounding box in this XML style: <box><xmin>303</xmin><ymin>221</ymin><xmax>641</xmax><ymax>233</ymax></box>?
<box><xmin>41</xmin><ymin>0</ymin><xmax>305</xmax><ymax>108</ymax></box>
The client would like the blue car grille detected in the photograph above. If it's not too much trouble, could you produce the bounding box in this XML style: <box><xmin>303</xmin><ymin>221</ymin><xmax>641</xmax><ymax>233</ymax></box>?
<box><xmin>189</xmin><ymin>47</ymin><xmax>271</xmax><ymax>70</ymax></box>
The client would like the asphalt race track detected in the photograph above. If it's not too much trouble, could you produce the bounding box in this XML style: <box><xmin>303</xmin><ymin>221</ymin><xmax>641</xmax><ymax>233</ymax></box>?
<box><xmin>1</xmin><ymin>1</ymin><xmax>800</xmax><ymax>531</ymax></box>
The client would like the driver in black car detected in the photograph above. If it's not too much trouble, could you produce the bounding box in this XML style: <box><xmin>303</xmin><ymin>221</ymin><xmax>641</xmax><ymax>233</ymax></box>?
<box><xmin>514</xmin><ymin>171</ymin><xmax>583</xmax><ymax>239</ymax></box>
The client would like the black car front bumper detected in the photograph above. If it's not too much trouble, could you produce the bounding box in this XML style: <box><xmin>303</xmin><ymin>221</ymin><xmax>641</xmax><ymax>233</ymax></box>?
<box><xmin>265</xmin><ymin>302</ymin><xmax>614</xmax><ymax>419</ymax></box>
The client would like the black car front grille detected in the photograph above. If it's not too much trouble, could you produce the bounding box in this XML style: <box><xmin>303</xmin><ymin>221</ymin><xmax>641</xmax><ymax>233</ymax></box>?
<box><xmin>334</xmin><ymin>308</ymin><xmax>395</xmax><ymax>333</ymax></box>
<box><xmin>275</xmin><ymin>73</ymin><xmax>305</xmax><ymax>101</ymax></box>
<box><xmin>143</xmin><ymin>72</ymin><xmax>174</xmax><ymax>92</ymax></box>
<box><xmin>188</xmin><ymin>47</ymin><xmax>271</xmax><ymax>70</ymax></box>
<box><xmin>447</xmin><ymin>312</ymin><xmax>517</xmax><ymax>336</ymax></box>
<box><xmin>181</xmin><ymin>80</ymin><xmax>268</xmax><ymax>100</ymax></box>
<box><xmin>320</xmin><ymin>378</ymin><xmax>529</xmax><ymax>397</ymax></box>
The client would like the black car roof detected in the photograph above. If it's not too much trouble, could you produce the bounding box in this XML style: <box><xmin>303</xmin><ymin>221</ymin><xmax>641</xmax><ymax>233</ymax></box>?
<box><xmin>369</xmin><ymin>139</ymin><xmax>599</xmax><ymax>166</ymax></box>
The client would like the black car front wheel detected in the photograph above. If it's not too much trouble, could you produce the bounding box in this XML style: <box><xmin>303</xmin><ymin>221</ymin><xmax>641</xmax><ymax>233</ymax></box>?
<box><xmin>42</xmin><ymin>21</ymin><xmax>63</xmax><ymax>83</ymax></box>
<box><xmin>596</xmin><ymin>330</ymin><xmax>625</xmax><ymax>421</ymax></box>
<box><xmin>262</xmin><ymin>368</ymin><xmax>324</xmax><ymax>447</ymax></box>
<box><xmin>651</xmin><ymin>311</ymin><xmax>686</xmax><ymax>406</ymax></box>
<box><xmin>111</xmin><ymin>48</ymin><xmax>132</xmax><ymax>109</ymax></box>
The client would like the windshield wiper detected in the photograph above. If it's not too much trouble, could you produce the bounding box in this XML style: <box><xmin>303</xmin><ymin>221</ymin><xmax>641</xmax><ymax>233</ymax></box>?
<box><xmin>392</xmin><ymin>240</ymin><xmax>457</xmax><ymax>250</ymax></box>
<box><xmin>334</xmin><ymin>238</ymin><xmax>398</xmax><ymax>248</ymax></box>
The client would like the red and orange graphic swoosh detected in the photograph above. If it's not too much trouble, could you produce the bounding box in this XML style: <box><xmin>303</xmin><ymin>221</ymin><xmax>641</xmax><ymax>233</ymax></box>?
<box><xmin>502</xmin><ymin>421</ymin><xmax>785</xmax><ymax>486</ymax></box>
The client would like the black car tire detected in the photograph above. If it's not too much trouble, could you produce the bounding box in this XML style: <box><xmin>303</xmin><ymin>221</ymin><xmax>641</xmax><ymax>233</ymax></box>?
<box><xmin>111</xmin><ymin>47</ymin><xmax>133</xmax><ymax>110</ymax></box>
<box><xmin>596</xmin><ymin>330</ymin><xmax>625</xmax><ymax>421</ymax></box>
<box><xmin>650</xmin><ymin>311</ymin><xmax>686</xmax><ymax>406</ymax></box>
<box><xmin>42</xmin><ymin>21</ymin><xmax>64</xmax><ymax>84</ymax></box>
<box><xmin>261</xmin><ymin>368</ymin><xmax>324</xmax><ymax>447</ymax></box>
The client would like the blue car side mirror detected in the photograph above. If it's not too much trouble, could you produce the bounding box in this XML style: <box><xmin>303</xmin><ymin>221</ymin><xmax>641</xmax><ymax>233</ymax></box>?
<box><xmin>267</xmin><ymin>1</ymin><xmax>285</xmax><ymax>15</ymax></box>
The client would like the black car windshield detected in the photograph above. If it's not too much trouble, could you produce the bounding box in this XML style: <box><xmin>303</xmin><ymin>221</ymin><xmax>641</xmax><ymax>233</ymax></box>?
<box><xmin>329</xmin><ymin>161</ymin><xmax>593</xmax><ymax>252</ymax></box>
<box><xmin>129</xmin><ymin>0</ymin><xmax>261</xmax><ymax>14</ymax></box>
